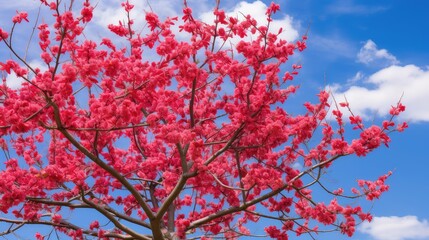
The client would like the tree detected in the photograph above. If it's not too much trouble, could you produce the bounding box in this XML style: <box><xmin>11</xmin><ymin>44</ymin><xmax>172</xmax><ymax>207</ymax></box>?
<box><xmin>0</xmin><ymin>1</ymin><xmax>407</xmax><ymax>239</ymax></box>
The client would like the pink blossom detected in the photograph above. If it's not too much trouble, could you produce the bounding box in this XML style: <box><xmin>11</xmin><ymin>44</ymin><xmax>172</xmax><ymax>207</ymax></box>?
<box><xmin>0</xmin><ymin>28</ymin><xmax>8</xmax><ymax>40</ymax></box>
<box><xmin>121</xmin><ymin>1</ymin><xmax>134</xmax><ymax>12</ymax></box>
<box><xmin>0</xmin><ymin>1</ymin><xmax>406</xmax><ymax>239</ymax></box>
<box><xmin>266</xmin><ymin>3</ymin><xmax>281</xmax><ymax>16</ymax></box>
<box><xmin>89</xmin><ymin>220</ymin><xmax>100</xmax><ymax>230</ymax></box>
<box><xmin>81</xmin><ymin>6</ymin><xmax>93</xmax><ymax>23</ymax></box>
<box><xmin>397</xmin><ymin>122</ymin><xmax>408</xmax><ymax>132</ymax></box>
<box><xmin>12</xmin><ymin>11</ymin><xmax>29</xmax><ymax>23</ymax></box>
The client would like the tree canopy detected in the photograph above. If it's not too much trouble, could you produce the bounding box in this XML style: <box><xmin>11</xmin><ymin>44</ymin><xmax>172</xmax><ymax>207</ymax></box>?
<box><xmin>0</xmin><ymin>1</ymin><xmax>406</xmax><ymax>239</ymax></box>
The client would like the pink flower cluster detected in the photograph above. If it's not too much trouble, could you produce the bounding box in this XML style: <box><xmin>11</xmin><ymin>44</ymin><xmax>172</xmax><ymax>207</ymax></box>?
<box><xmin>0</xmin><ymin>1</ymin><xmax>406</xmax><ymax>239</ymax></box>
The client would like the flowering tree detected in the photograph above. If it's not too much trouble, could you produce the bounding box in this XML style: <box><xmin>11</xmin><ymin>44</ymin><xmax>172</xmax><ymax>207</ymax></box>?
<box><xmin>0</xmin><ymin>1</ymin><xmax>407</xmax><ymax>239</ymax></box>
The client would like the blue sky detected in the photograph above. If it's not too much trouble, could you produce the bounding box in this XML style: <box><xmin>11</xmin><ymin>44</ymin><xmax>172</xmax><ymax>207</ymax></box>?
<box><xmin>276</xmin><ymin>1</ymin><xmax>429</xmax><ymax>239</ymax></box>
<box><xmin>1</xmin><ymin>0</ymin><xmax>429</xmax><ymax>239</ymax></box>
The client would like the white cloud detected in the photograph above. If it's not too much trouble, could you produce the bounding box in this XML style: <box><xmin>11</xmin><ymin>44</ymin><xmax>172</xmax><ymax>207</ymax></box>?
<box><xmin>5</xmin><ymin>74</ymin><xmax>25</xmax><ymax>90</ymax></box>
<box><xmin>88</xmin><ymin>1</ymin><xmax>299</xmax><ymax>54</ymax></box>
<box><xmin>360</xmin><ymin>216</ymin><xmax>429</xmax><ymax>240</ymax></box>
<box><xmin>93</xmin><ymin>0</ymin><xmax>182</xmax><ymax>28</ymax></box>
<box><xmin>357</xmin><ymin>40</ymin><xmax>399</xmax><ymax>66</ymax></box>
<box><xmin>91</xmin><ymin>0</ymin><xmax>214</xmax><ymax>35</ymax></box>
<box><xmin>347</xmin><ymin>71</ymin><xmax>364</xmax><ymax>84</ymax></box>
<box><xmin>91</xmin><ymin>1</ymin><xmax>299</xmax><ymax>60</ymax></box>
<box><xmin>200</xmin><ymin>1</ymin><xmax>299</xmax><ymax>47</ymax></box>
<box><xmin>86</xmin><ymin>0</ymin><xmax>203</xmax><ymax>60</ymax></box>
<box><xmin>5</xmin><ymin>60</ymin><xmax>46</xmax><ymax>90</ymax></box>
<box><xmin>89</xmin><ymin>0</ymin><xmax>192</xmax><ymax>45</ymax></box>
<box><xmin>329</xmin><ymin>64</ymin><xmax>429</xmax><ymax>122</ymax></box>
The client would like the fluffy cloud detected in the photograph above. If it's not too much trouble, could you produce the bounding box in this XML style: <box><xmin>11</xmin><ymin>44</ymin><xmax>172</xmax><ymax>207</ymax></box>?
<box><xmin>4</xmin><ymin>74</ymin><xmax>25</xmax><ymax>90</ymax></box>
<box><xmin>92</xmin><ymin>0</ymin><xmax>187</xmax><ymax>28</ymax></box>
<box><xmin>357</xmin><ymin>40</ymin><xmax>399</xmax><ymax>66</ymax></box>
<box><xmin>329</xmin><ymin>64</ymin><xmax>429</xmax><ymax>122</ymax></box>
<box><xmin>200</xmin><ymin>1</ymin><xmax>299</xmax><ymax>46</ymax></box>
<box><xmin>359</xmin><ymin>216</ymin><xmax>429</xmax><ymax>240</ymax></box>
<box><xmin>5</xmin><ymin>60</ymin><xmax>46</xmax><ymax>90</ymax></box>
<box><xmin>90</xmin><ymin>1</ymin><xmax>298</xmax><ymax>52</ymax></box>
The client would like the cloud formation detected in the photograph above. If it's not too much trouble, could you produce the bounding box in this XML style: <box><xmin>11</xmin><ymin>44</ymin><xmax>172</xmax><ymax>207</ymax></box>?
<box><xmin>359</xmin><ymin>216</ymin><xmax>429</xmax><ymax>240</ymax></box>
<box><xmin>347</xmin><ymin>71</ymin><xmax>364</xmax><ymax>84</ymax></box>
<box><xmin>357</xmin><ymin>40</ymin><xmax>399</xmax><ymax>66</ymax></box>
<box><xmin>200</xmin><ymin>1</ymin><xmax>299</xmax><ymax>46</ymax></box>
<box><xmin>5</xmin><ymin>60</ymin><xmax>46</xmax><ymax>90</ymax></box>
<box><xmin>329</xmin><ymin>64</ymin><xmax>429</xmax><ymax>122</ymax></box>
<box><xmin>89</xmin><ymin>0</ymin><xmax>299</xmax><ymax>52</ymax></box>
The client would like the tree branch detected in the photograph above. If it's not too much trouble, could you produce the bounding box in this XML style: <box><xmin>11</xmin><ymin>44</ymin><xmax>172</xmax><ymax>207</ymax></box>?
<box><xmin>0</xmin><ymin>217</ymin><xmax>134</xmax><ymax>239</ymax></box>
<box><xmin>204</xmin><ymin>123</ymin><xmax>245</xmax><ymax>166</ymax></box>
<box><xmin>187</xmin><ymin>154</ymin><xmax>343</xmax><ymax>230</ymax></box>
<box><xmin>81</xmin><ymin>193</ymin><xmax>151</xmax><ymax>240</ymax></box>
<box><xmin>189</xmin><ymin>77</ymin><xmax>197</xmax><ymax>128</ymax></box>
<box><xmin>47</xmin><ymin>100</ymin><xmax>156</xmax><ymax>221</ymax></box>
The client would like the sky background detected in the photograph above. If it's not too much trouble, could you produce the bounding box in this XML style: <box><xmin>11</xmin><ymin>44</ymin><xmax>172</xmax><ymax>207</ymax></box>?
<box><xmin>1</xmin><ymin>0</ymin><xmax>429</xmax><ymax>240</ymax></box>
<box><xmin>280</xmin><ymin>1</ymin><xmax>429</xmax><ymax>239</ymax></box>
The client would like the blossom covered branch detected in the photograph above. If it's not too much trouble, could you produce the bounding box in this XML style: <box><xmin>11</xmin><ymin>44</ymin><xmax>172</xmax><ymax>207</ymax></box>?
<box><xmin>0</xmin><ymin>0</ymin><xmax>406</xmax><ymax>239</ymax></box>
